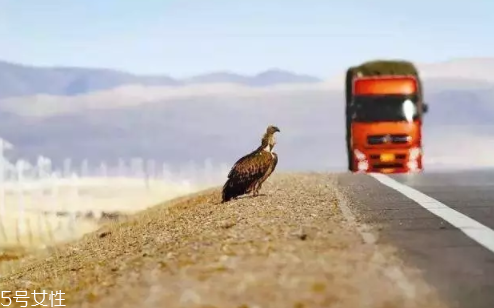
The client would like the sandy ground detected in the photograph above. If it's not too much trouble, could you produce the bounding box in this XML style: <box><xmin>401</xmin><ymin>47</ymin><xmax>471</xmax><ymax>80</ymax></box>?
<box><xmin>0</xmin><ymin>173</ymin><xmax>447</xmax><ymax>308</ymax></box>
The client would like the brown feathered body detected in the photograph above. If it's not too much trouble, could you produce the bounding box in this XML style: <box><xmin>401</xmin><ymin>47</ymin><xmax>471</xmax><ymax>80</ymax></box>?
<box><xmin>221</xmin><ymin>126</ymin><xmax>280</xmax><ymax>203</ymax></box>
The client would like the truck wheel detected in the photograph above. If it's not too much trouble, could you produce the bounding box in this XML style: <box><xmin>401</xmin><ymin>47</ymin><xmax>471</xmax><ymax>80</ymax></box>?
<box><xmin>345</xmin><ymin>137</ymin><xmax>352</xmax><ymax>171</ymax></box>
<box><xmin>346</xmin><ymin>147</ymin><xmax>353</xmax><ymax>171</ymax></box>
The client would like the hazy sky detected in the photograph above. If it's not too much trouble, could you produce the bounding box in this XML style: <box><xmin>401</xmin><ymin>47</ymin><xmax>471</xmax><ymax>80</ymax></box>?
<box><xmin>1</xmin><ymin>0</ymin><xmax>493</xmax><ymax>77</ymax></box>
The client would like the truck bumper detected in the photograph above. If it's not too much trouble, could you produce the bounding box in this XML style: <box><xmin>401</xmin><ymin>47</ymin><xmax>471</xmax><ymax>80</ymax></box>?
<box><xmin>352</xmin><ymin>148</ymin><xmax>423</xmax><ymax>174</ymax></box>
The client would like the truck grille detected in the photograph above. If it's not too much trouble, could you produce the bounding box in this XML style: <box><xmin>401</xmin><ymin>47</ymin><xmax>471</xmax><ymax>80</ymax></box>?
<box><xmin>370</xmin><ymin>154</ymin><xmax>406</xmax><ymax>160</ymax></box>
<box><xmin>367</xmin><ymin>134</ymin><xmax>410</xmax><ymax>145</ymax></box>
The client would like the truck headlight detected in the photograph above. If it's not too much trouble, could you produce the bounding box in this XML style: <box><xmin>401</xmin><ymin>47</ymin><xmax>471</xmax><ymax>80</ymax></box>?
<box><xmin>409</xmin><ymin>147</ymin><xmax>421</xmax><ymax>160</ymax></box>
<box><xmin>358</xmin><ymin>160</ymin><xmax>369</xmax><ymax>171</ymax></box>
<box><xmin>353</xmin><ymin>149</ymin><xmax>366</xmax><ymax>161</ymax></box>
<box><xmin>407</xmin><ymin>160</ymin><xmax>418</xmax><ymax>171</ymax></box>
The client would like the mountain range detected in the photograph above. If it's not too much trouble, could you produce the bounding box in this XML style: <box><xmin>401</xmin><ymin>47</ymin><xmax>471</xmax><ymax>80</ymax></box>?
<box><xmin>0</xmin><ymin>60</ymin><xmax>321</xmax><ymax>99</ymax></box>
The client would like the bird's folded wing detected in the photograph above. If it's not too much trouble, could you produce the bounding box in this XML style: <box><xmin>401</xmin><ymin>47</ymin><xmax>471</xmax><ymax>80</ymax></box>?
<box><xmin>227</xmin><ymin>151</ymin><xmax>272</xmax><ymax>181</ymax></box>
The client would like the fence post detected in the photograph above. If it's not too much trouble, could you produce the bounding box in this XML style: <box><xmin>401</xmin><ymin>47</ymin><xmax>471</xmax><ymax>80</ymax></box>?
<box><xmin>0</xmin><ymin>138</ymin><xmax>13</xmax><ymax>217</ymax></box>
<box><xmin>15</xmin><ymin>160</ymin><xmax>28</xmax><ymax>239</ymax></box>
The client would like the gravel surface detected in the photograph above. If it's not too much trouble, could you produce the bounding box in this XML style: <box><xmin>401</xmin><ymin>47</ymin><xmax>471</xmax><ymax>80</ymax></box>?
<box><xmin>0</xmin><ymin>173</ymin><xmax>447</xmax><ymax>308</ymax></box>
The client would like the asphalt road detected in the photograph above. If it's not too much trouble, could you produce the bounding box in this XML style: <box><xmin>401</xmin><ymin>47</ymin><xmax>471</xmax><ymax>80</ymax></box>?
<box><xmin>337</xmin><ymin>170</ymin><xmax>494</xmax><ymax>308</ymax></box>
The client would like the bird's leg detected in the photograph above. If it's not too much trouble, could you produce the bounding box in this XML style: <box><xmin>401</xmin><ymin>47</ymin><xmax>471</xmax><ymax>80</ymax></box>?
<box><xmin>252</xmin><ymin>183</ymin><xmax>260</xmax><ymax>197</ymax></box>
<box><xmin>253</xmin><ymin>183</ymin><xmax>263</xmax><ymax>197</ymax></box>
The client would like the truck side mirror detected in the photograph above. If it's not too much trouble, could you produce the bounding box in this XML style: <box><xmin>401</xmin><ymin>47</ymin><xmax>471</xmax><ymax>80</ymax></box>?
<box><xmin>423</xmin><ymin>103</ymin><xmax>429</xmax><ymax>114</ymax></box>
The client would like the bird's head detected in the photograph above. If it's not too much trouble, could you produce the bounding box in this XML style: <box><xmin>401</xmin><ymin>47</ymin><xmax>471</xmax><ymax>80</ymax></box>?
<box><xmin>266</xmin><ymin>125</ymin><xmax>280</xmax><ymax>134</ymax></box>
<box><xmin>261</xmin><ymin>125</ymin><xmax>280</xmax><ymax>151</ymax></box>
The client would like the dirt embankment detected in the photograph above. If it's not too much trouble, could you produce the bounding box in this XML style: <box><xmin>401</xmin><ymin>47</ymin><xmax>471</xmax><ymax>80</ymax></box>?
<box><xmin>0</xmin><ymin>173</ymin><xmax>446</xmax><ymax>308</ymax></box>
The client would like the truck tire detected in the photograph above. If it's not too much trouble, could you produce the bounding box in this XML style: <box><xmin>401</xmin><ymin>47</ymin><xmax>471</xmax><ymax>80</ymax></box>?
<box><xmin>346</xmin><ymin>143</ymin><xmax>352</xmax><ymax>171</ymax></box>
<box><xmin>345</xmin><ymin>114</ymin><xmax>352</xmax><ymax>171</ymax></box>
<box><xmin>345</xmin><ymin>68</ymin><xmax>355</xmax><ymax>172</ymax></box>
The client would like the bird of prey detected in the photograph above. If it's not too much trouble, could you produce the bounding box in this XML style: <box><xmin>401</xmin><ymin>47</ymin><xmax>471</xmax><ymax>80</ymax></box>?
<box><xmin>221</xmin><ymin>125</ymin><xmax>280</xmax><ymax>203</ymax></box>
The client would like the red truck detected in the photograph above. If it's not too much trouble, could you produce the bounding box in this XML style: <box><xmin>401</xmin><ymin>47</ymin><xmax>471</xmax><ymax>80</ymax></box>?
<box><xmin>345</xmin><ymin>60</ymin><xmax>429</xmax><ymax>173</ymax></box>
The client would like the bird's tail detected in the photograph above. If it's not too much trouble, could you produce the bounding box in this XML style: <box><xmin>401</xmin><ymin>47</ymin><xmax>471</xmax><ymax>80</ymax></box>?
<box><xmin>221</xmin><ymin>179</ymin><xmax>233</xmax><ymax>203</ymax></box>
<box><xmin>222</xmin><ymin>177</ymin><xmax>251</xmax><ymax>203</ymax></box>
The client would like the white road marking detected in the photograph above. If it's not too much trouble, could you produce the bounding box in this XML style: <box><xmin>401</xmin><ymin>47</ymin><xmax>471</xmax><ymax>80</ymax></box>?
<box><xmin>369</xmin><ymin>173</ymin><xmax>494</xmax><ymax>254</ymax></box>
<box><xmin>333</xmin><ymin>183</ymin><xmax>417</xmax><ymax>300</ymax></box>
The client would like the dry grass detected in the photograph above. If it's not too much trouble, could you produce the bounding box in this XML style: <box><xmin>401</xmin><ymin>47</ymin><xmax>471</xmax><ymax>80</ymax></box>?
<box><xmin>0</xmin><ymin>177</ymin><xmax>205</xmax><ymax>254</ymax></box>
<box><xmin>0</xmin><ymin>173</ymin><xmax>447</xmax><ymax>308</ymax></box>
<box><xmin>1</xmin><ymin>177</ymin><xmax>201</xmax><ymax>214</ymax></box>
<box><xmin>0</xmin><ymin>211</ymin><xmax>99</xmax><ymax>246</ymax></box>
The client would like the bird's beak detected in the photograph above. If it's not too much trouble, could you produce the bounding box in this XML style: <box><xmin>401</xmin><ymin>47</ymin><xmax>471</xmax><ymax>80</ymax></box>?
<box><xmin>274</xmin><ymin>127</ymin><xmax>280</xmax><ymax>132</ymax></box>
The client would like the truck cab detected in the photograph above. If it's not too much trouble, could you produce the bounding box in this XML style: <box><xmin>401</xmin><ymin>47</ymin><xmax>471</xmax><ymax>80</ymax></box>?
<box><xmin>345</xmin><ymin>61</ymin><xmax>428</xmax><ymax>173</ymax></box>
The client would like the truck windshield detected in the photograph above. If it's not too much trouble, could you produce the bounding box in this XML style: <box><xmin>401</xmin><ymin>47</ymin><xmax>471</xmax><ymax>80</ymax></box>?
<box><xmin>350</xmin><ymin>94</ymin><xmax>419</xmax><ymax>122</ymax></box>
